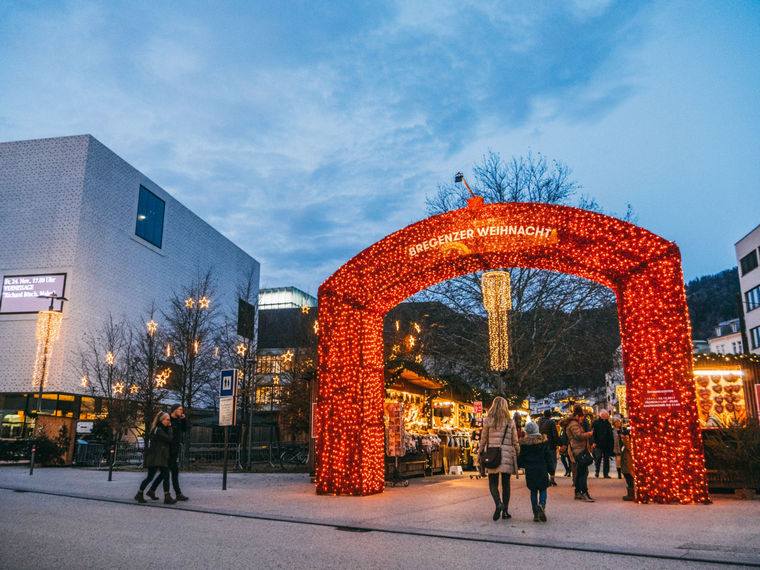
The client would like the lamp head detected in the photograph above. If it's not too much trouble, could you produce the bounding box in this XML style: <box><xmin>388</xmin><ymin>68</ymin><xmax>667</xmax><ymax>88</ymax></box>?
<box><xmin>454</xmin><ymin>172</ymin><xmax>464</xmax><ymax>184</ymax></box>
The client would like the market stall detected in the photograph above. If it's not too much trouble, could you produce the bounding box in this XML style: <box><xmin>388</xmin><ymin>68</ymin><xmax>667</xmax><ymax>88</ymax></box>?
<box><xmin>384</xmin><ymin>365</ymin><xmax>481</xmax><ymax>479</ymax></box>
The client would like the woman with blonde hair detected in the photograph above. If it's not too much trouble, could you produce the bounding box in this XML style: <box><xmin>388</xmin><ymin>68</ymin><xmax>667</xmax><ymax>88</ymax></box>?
<box><xmin>479</xmin><ymin>396</ymin><xmax>520</xmax><ymax>520</ymax></box>
<box><xmin>135</xmin><ymin>410</ymin><xmax>175</xmax><ymax>504</ymax></box>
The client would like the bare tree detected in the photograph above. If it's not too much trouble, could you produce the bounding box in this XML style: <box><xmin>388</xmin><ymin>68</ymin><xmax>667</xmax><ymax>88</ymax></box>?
<box><xmin>127</xmin><ymin>305</ymin><xmax>170</xmax><ymax>435</ymax></box>
<box><xmin>421</xmin><ymin>152</ymin><xmax>627</xmax><ymax>401</ymax></box>
<box><xmin>163</xmin><ymin>270</ymin><xmax>220</xmax><ymax>413</ymax></box>
<box><xmin>76</xmin><ymin>314</ymin><xmax>137</xmax><ymax>441</ymax></box>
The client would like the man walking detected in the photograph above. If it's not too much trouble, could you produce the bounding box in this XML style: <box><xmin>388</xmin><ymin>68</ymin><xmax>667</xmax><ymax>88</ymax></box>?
<box><xmin>592</xmin><ymin>410</ymin><xmax>614</xmax><ymax>478</ymax></box>
<box><xmin>537</xmin><ymin>410</ymin><xmax>559</xmax><ymax>486</ymax></box>
<box><xmin>149</xmin><ymin>404</ymin><xmax>190</xmax><ymax>501</ymax></box>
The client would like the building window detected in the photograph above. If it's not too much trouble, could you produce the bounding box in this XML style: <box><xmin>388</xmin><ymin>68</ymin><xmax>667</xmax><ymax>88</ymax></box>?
<box><xmin>746</xmin><ymin>285</ymin><xmax>760</xmax><ymax>312</ymax></box>
<box><xmin>740</xmin><ymin>250</ymin><xmax>758</xmax><ymax>276</ymax></box>
<box><xmin>135</xmin><ymin>186</ymin><xmax>165</xmax><ymax>248</ymax></box>
<box><xmin>751</xmin><ymin>326</ymin><xmax>760</xmax><ymax>350</ymax></box>
<box><xmin>256</xmin><ymin>355</ymin><xmax>282</xmax><ymax>374</ymax></box>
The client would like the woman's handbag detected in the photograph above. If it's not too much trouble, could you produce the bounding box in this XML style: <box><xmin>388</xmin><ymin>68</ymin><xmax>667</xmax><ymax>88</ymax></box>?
<box><xmin>573</xmin><ymin>447</ymin><xmax>594</xmax><ymax>468</ymax></box>
<box><xmin>482</xmin><ymin>423</ymin><xmax>509</xmax><ymax>469</ymax></box>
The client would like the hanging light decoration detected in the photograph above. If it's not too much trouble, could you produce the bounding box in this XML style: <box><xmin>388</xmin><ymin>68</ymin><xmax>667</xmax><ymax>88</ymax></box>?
<box><xmin>481</xmin><ymin>271</ymin><xmax>512</xmax><ymax>371</ymax></box>
<box><xmin>32</xmin><ymin>310</ymin><xmax>64</xmax><ymax>389</ymax></box>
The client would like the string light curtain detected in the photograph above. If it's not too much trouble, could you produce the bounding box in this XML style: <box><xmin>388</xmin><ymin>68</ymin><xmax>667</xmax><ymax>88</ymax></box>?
<box><xmin>32</xmin><ymin>310</ymin><xmax>63</xmax><ymax>389</ymax></box>
<box><xmin>481</xmin><ymin>271</ymin><xmax>511</xmax><ymax>371</ymax></box>
<box><xmin>315</xmin><ymin>201</ymin><xmax>708</xmax><ymax>504</ymax></box>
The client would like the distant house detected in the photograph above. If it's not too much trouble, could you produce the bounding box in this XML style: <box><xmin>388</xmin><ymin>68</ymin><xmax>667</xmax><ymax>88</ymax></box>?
<box><xmin>708</xmin><ymin>318</ymin><xmax>744</xmax><ymax>355</ymax></box>
<box><xmin>736</xmin><ymin>223</ymin><xmax>760</xmax><ymax>354</ymax></box>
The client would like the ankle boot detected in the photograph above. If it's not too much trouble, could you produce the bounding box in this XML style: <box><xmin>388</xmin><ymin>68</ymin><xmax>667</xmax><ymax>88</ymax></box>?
<box><xmin>164</xmin><ymin>493</ymin><xmax>177</xmax><ymax>505</ymax></box>
<box><xmin>533</xmin><ymin>507</ymin><xmax>540</xmax><ymax>522</ymax></box>
<box><xmin>492</xmin><ymin>503</ymin><xmax>503</xmax><ymax>521</ymax></box>
<box><xmin>538</xmin><ymin>505</ymin><xmax>547</xmax><ymax>522</ymax></box>
<box><xmin>134</xmin><ymin>491</ymin><xmax>146</xmax><ymax>504</ymax></box>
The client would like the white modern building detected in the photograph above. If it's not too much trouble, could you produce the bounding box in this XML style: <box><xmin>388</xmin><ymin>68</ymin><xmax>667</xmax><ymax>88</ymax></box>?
<box><xmin>736</xmin><ymin>223</ymin><xmax>760</xmax><ymax>354</ymax></box>
<box><xmin>707</xmin><ymin>318</ymin><xmax>744</xmax><ymax>355</ymax></box>
<box><xmin>0</xmin><ymin>135</ymin><xmax>260</xmax><ymax>437</ymax></box>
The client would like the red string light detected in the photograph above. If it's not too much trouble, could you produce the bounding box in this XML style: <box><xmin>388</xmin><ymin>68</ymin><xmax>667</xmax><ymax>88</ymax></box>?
<box><xmin>315</xmin><ymin>202</ymin><xmax>709</xmax><ymax>503</ymax></box>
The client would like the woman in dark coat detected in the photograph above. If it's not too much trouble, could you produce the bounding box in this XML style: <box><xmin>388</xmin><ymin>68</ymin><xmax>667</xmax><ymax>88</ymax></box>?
<box><xmin>518</xmin><ymin>421</ymin><xmax>554</xmax><ymax>522</ymax></box>
<box><xmin>135</xmin><ymin>411</ymin><xmax>175</xmax><ymax>504</ymax></box>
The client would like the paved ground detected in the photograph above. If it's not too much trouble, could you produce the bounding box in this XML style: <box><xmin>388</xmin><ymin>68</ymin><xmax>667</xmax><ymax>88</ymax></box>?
<box><xmin>0</xmin><ymin>466</ymin><xmax>758</xmax><ymax>569</ymax></box>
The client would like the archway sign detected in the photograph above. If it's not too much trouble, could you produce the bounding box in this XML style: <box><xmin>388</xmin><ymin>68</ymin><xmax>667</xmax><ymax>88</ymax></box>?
<box><xmin>315</xmin><ymin>199</ymin><xmax>709</xmax><ymax>504</ymax></box>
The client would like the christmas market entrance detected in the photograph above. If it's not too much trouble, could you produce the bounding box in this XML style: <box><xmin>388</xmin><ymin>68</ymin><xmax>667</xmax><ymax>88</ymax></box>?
<box><xmin>314</xmin><ymin>199</ymin><xmax>709</xmax><ymax>503</ymax></box>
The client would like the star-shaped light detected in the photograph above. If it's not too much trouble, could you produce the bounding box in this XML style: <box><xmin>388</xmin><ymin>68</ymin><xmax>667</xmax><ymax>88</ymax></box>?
<box><xmin>301</xmin><ymin>305</ymin><xmax>310</xmax><ymax>314</ymax></box>
<box><xmin>185</xmin><ymin>297</ymin><xmax>195</xmax><ymax>309</ymax></box>
<box><xmin>113</xmin><ymin>381</ymin><xmax>125</xmax><ymax>395</ymax></box>
<box><xmin>281</xmin><ymin>350</ymin><xmax>294</xmax><ymax>364</ymax></box>
<box><xmin>313</xmin><ymin>320</ymin><xmax>319</xmax><ymax>335</ymax></box>
<box><xmin>146</xmin><ymin>320</ymin><xmax>158</xmax><ymax>336</ymax></box>
<box><xmin>236</xmin><ymin>343</ymin><xmax>248</xmax><ymax>357</ymax></box>
<box><xmin>105</xmin><ymin>351</ymin><xmax>115</xmax><ymax>366</ymax></box>
<box><xmin>129</xmin><ymin>384</ymin><xmax>139</xmax><ymax>395</ymax></box>
<box><xmin>198</xmin><ymin>296</ymin><xmax>210</xmax><ymax>309</ymax></box>
<box><xmin>81</xmin><ymin>376</ymin><xmax>89</xmax><ymax>388</ymax></box>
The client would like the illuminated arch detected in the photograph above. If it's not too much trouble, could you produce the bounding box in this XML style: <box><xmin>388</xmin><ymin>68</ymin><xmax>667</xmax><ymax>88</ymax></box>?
<box><xmin>315</xmin><ymin>201</ymin><xmax>708</xmax><ymax>503</ymax></box>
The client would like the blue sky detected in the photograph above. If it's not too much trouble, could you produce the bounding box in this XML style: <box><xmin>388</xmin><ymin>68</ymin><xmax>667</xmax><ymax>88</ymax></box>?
<box><xmin>1</xmin><ymin>1</ymin><xmax>758</xmax><ymax>294</ymax></box>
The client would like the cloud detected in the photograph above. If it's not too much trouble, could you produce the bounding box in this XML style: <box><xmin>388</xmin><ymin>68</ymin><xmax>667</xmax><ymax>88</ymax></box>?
<box><xmin>0</xmin><ymin>1</ymin><xmax>687</xmax><ymax>290</ymax></box>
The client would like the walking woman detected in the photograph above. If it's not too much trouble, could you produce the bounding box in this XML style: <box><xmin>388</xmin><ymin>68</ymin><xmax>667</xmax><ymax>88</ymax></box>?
<box><xmin>565</xmin><ymin>404</ymin><xmax>595</xmax><ymax>502</ymax></box>
<box><xmin>479</xmin><ymin>397</ymin><xmax>519</xmax><ymax>521</ymax></box>
<box><xmin>518</xmin><ymin>422</ymin><xmax>554</xmax><ymax>522</ymax></box>
<box><xmin>135</xmin><ymin>411</ymin><xmax>176</xmax><ymax>504</ymax></box>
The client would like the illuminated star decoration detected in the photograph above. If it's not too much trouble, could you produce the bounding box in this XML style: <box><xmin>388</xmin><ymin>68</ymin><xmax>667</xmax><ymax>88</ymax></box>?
<box><xmin>281</xmin><ymin>350</ymin><xmax>294</xmax><ymax>364</ymax></box>
<box><xmin>185</xmin><ymin>297</ymin><xmax>195</xmax><ymax>309</ymax></box>
<box><xmin>236</xmin><ymin>343</ymin><xmax>248</xmax><ymax>357</ymax></box>
<box><xmin>105</xmin><ymin>351</ymin><xmax>115</xmax><ymax>366</ymax></box>
<box><xmin>81</xmin><ymin>376</ymin><xmax>89</xmax><ymax>388</ymax></box>
<box><xmin>301</xmin><ymin>305</ymin><xmax>310</xmax><ymax>314</ymax></box>
<box><xmin>113</xmin><ymin>381</ymin><xmax>125</xmax><ymax>395</ymax></box>
<box><xmin>198</xmin><ymin>296</ymin><xmax>210</xmax><ymax>309</ymax></box>
<box><xmin>129</xmin><ymin>384</ymin><xmax>139</xmax><ymax>395</ymax></box>
<box><xmin>313</xmin><ymin>320</ymin><xmax>319</xmax><ymax>335</ymax></box>
<box><xmin>314</xmin><ymin>200</ymin><xmax>708</xmax><ymax>504</ymax></box>
<box><xmin>146</xmin><ymin>320</ymin><xmax>158</xmax><ymax>336</ymax></box>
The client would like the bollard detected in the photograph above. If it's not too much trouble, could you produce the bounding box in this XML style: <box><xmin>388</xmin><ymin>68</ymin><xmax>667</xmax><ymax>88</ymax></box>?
<box><xmin>107</xmin><ymin>444</ymin><xmax>116</xmax><ymax>481</ymax></box>
<box><xmin>29</xmin><ymin>444</ymin><xmax>37</xmax><ymax>476</ymax></box>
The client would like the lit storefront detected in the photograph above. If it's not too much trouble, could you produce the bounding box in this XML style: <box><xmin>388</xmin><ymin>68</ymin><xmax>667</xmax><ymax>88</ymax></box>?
<box><xmin>384</xmin><ymin>365</ymin><xmax>478</xmax><ymax>479</ymax></box>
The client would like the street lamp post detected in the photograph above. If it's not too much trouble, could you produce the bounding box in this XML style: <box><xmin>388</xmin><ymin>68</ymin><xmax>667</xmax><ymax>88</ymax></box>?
<box><xmin>29</xmin><ymin>293</ymin><xmax>68</xmax><ymax>475</ymax></box>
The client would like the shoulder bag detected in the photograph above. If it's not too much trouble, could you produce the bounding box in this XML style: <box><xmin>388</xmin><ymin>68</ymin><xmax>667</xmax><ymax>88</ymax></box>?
<box><xmin>482</xmin><ymin>422</ymin><xmax>509</xmax><ymax>469</ymax></box>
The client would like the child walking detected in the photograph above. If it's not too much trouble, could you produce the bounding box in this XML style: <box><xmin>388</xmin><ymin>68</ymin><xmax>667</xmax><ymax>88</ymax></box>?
<box><xmin>518</xmin><ymin>421</ymin><xmax>554</xmax><ymax>522</ymax></box>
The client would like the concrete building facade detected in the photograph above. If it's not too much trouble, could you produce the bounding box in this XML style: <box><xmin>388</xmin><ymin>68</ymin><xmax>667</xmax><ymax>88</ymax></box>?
<box><xmin>0</xmin><ymin>135</ymin><xmax>260</xmax><ymax>436</ymax></box>
<box><xmin>736</xmin><ymin>224</ymin><xmax>760</xmax><ymax>354</ymax></box>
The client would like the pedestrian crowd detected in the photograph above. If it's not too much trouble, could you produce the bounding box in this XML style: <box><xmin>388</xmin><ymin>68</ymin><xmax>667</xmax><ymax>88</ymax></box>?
<box><xmin>478</xmin><ymin>398</ymin><xmax>634</xmax><ymax>523</ymax></box>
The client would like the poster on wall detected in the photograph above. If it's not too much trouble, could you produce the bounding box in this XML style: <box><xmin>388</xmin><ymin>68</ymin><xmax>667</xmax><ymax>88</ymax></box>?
<box><xmin>0</xmin><ymin>273</ymin><xmax>66</xmax><ymax>313</ymax></box>
<box><xmin>694</xmin><ymin>369</ymin><xmax>747</xmax><ymax>428</ymax></box>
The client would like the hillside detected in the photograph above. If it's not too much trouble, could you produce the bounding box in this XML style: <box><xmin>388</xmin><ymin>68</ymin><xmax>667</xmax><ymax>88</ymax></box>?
<box><xmin>686</xmin><ymin>268</ymin><xmax>741</xmax><ymax>340</ymax></box>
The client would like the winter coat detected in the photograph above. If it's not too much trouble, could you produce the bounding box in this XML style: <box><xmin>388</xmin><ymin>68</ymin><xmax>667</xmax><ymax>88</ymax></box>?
<box><xmin>620</xmin><ymin>432</ymin><xmax>635</xmax><ymax>475</ymax></box>
<box><xmin>561</xmin><ymin>417</ymin><xmax>592</xmax><ymax>459</ymax></box>
<box><xmin>518</xmin><ymin>434</ymin><xmax>553</xmax><ymax>490</ymax></box>
<box><xmin>612</xmin><ymin>428</ymin><xmax>622</xmax><ymax>455</ymax></box>
<box><xmin>538</xmin><ymin>417</ymin><xmax>559</xmax><ymax>449</ymax></box>
<box><xmin>145</xmin><ymin>424</ymin><xmax>173</xmax><ymax>468</ymax></box>
<box><xmin>169</xmin><ymin>415</ymin><xmax>189</xmax><ymax>460</ymax></box>
<box><xmin>480</xmin><ymin>416</ymin><xmax>519</xmax><ymax>474</ymax></box>
<box><xmin>592</xmin><ymin>418</ymin><xmax>614</xmax><ymax>454</ymax></box>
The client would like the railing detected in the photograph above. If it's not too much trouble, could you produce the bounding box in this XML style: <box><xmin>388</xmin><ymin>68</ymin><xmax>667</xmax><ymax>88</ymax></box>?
<box><xmin>72</xmin><ymin>440</ymin><xmax>309</xmax><ymax>471</ymax></box>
